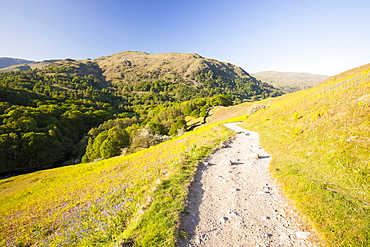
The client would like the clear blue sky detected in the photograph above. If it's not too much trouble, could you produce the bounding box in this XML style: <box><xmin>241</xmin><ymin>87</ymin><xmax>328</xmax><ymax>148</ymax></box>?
<box><xmin>1</xmin><ymin>0</ymin><xmax>369</xmax><ymax>75</ymax></box>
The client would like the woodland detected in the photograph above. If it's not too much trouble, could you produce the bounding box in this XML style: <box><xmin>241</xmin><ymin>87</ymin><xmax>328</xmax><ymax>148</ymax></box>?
<box><xmin>0</xmin><ymin>57</ymin><xmax>281</xmax><ymax>174</ymax></box>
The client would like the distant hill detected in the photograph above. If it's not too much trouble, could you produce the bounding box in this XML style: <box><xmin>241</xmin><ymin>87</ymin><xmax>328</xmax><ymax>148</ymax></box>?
<box><xmin>0</xmin><ymin>59</ymin><xmax>60</xmax><ymax>72</ymax></box>
<box><xmin>0</xmin><ymin>57</ymin><xmax>34</xmax><ymax>69</ymax></box>
<box><xmin>252</xmin><ymin>71</ymin><xmax>330</xmax><ymax>92</ymax></box>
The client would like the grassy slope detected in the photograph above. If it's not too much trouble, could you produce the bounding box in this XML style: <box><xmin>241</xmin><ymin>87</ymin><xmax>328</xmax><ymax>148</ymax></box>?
<box><xmin>206</xmin><ymin>102</ymin><xmax>252</xmax><ymax>123</ymax></box>
<box><xmin>0</xmin><ymin>121</ymin><xmax>235</xmax><ymax>246</ymax></box>
<box><xmin>242</xmin><ymin>63</ymin><xmax>370</xmax><ymax>246</ymax></box>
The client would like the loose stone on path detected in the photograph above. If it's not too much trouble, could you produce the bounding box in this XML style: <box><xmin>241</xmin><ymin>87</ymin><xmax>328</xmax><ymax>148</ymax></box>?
<box><xmin>178</xmin><ymin>122</ymin><xmax>318</xmax><ymax>247</ymax></box>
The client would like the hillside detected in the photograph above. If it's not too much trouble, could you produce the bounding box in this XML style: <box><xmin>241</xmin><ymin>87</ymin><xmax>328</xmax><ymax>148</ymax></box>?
<box><xmin>94</xmin><ymin>51</ymin><xmax>250</xmax><ymax>83</ymax></box>
<box><xmin>0</xmin><ymin>120</ymin><xmax>235</xmax><ymax>246</ymax></box>
<box><xmin>93</xmin><ymin>51</ymin><xmax>281</xmax><ymax>101</ymax></box>
<box><xmin>252</xmin><ymin>71</ymin><xmax>329</xmax><ymax>92</ymax></box>
<box><xmin>0</xmin><ymin>52</ymin><xmax>281</xmax><ymax>174</ymax></box>
<box><xmin>242</xmin><ymin>63</ymin><xmax>370</xmax><ymax>245</ymax></box>
<box><xmin>0</xmin><ymin>57</ymin><xmax>35</xmax><ymax>69</ymax></box>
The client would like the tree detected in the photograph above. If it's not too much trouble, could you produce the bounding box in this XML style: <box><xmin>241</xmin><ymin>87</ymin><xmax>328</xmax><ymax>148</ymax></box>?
<box><xmin>21</xmin><ymin>132</ymin><xmax>62</xmax><ymax>169</ymax></box>
<box><xmin>82</xmin><ymin>131</ymin><xmax>108</xmax><ymax>162</ymax></box>
<box><xmin>100</xmin><ymin>127</ymin><xmax>130</xmax><ymax>159</ymax></box>
<box><xmin>168</xmin><ymin>118</ymin><xmax>187</xmax><ymax>136</ymax></box>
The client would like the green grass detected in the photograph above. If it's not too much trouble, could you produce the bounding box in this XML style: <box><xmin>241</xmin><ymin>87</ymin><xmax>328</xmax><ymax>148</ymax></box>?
<box><xmin>0</xmin><ymin>121</ymin><xmax>234</xmax><ymax>246</ymax></box>
<box><xmin>241</xmin><ymin>63</ymin><xmax>370</xmax><ymax>246</ymax></box>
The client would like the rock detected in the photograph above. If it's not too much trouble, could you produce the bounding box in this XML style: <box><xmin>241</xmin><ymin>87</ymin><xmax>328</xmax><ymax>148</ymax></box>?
<box><xmin>195</xmin><ymin>238</ymin><xmax>202</xmax><ymax>244</ymax></box>
<box><xmin>279</xmin><ymin>235</ymin><xmax>290</xmax><ymax>240</ymax></box>
<box><xmin>220</xmin><ymin>216</ymin><xmax>228</xmax><ymax>223</ymax></box>
<box><xmin>263</xmin><ymin>186</ymin><xmax>272</xmax><ymax>192</ymax></box>
<box><xmin>229</xmin><ymin>212</ymin><xmax>239</xmax><ymax>217</ymax></box>
<box><xmin>120</xmin><ymin>240</ymin><xmax>134</xmax><ymax>246</ymax></box>
<box><xmin>247</xmin><ymin>153</ymin><xmax>260</xmax><ymax>159</ymax></box>
<box><xmin>296</xmin><ymin>231</ymin><xmax>311</xmax><ymax>239</ymax></box>
<box><xmin>219</xmin><ymin>159</ymin><xmax>233</xmax><ymax>166</ymax></box>
<box><xmin>122</xmin><ymin>60</ymin><xmax>132</xmax><ymax>66</ymax></box>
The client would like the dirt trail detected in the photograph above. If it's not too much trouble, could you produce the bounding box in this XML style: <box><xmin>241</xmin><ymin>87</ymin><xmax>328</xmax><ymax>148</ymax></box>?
<box><xmin>178</xmin><ymin>123</ymin><xmax>318</xmax><ymax>247</ymax></box>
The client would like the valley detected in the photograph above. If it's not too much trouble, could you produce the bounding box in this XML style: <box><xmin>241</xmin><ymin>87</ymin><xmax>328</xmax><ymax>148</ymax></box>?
<box><xmin>0</xmin><ymin>52</ymin><xmax>369</xmax><ymax>246</ymax></box>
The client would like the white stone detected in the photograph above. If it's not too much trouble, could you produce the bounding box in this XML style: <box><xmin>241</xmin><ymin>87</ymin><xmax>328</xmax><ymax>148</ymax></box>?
<box><xmin>220</xmin><ymin>216</ymin><xmax>228</xmax><ymax>223</ymax></box>
<box><xmin>263</xmin><ymin>186</ymin><xmax>272</xmax><ymax>192</ymax></box>
<box><xmin>279</xmin><ymin>235</ymin><xmax>290</xmax><ymax>240</ymax></box>
<box><xmin>296</xmin><ymin>231</ymin><xmax>311</xmax><ymax>239</ymax></box>
<box><xmin>247</xmin><ymin>153</ymin><xmax>260</xmax><ymax>159</ymax></box>
<box><xmin>229</xmin><ymin>212</ymin><xmax>239</xmax><ymax>216</ymax></box>
<box><xmin>219</xmin><ymin>159</ymin><xmax>233</xmax><ymax>166</ymax></box>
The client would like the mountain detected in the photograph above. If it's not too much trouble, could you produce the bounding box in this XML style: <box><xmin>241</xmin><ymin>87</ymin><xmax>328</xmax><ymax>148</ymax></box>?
<box><xmin>252</xmin><ymin>71</ymin><xmax>330</xmax><ymax>92</ymax></box>
<box><xmin>94</xmin><ymin>51</ymin><xmax>250</xmax><ymax>83</ymax></box>
<box><xmin>92</xmin><ymin>51</ymin><xmax>282</xmax><ymax>101</ymax></box>
<box><xmin>242</xmin><ymin>63</ymin><xmax>370</xmax><ymax>245</ymax></box>
<box><xmin>0</xmin><ymin>57</ymin><xmax>34</xmax><ymax>69</ymax></box>
<box><xmin>1</xmin><ymin>52</ymin><xmax>281</xmax><ymax>101</ymax></box>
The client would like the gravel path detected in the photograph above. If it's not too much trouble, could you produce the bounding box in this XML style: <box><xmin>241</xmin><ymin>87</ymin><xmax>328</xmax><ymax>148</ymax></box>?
<box><xmin>178</xmin><ymin>123</ymin><xmax>318</xmax><ymax>247</ymax></box>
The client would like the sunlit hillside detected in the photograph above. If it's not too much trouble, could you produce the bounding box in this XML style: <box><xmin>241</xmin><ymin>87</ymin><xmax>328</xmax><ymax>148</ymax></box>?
<box><xmin>0</xmin><ymin>120</ymin><xmax>234</xmax><ymax>246</ymax></box>
<box><xmin>94</xmin><ymin>51</ymin><xmax>249</xmax><ymax>83</ymax></box>
<box><xmin>242</xmin><ymin>63</ymin><xmax>370</xmax><ymax>246</ymax></box>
